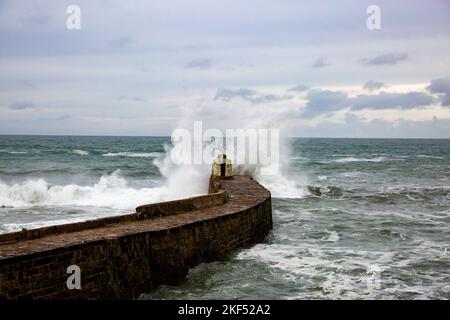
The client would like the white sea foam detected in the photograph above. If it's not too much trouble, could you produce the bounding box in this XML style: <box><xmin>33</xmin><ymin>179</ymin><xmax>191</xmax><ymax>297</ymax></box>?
<box><xmin>256</xmin><ymin>173</ymin><xmax>308</xmax><ymax>198</ymax></box>
<box><xmin>72</xmin><ymin>149</ymin><xmax>89</xmax><ymax>156</ymax></box>
<box><xmin>237</xmin><ymin>244</ymin><xmax>329</xmax><ymax>276</ymax></box>
<box><xmin>0</xmin><ymin>149</ymin><xmax>28</xmax><ymax>154</ymax></box>
<box><xmin>333</xmin><ymin>157</ymin><xmax>387</xmax><ymax>163</ymax></box>
<box><xmin>103</xmin><ymin>152</ymin><xmax>161</xmax><ymax>158</ymax></box>
<box><xmin>0</xmin><ymin>170</ymin><xmax>169</xmax><ymax>209</ymax></box>
<box><xmin>237</xmin><ymin>243</ymin><xmax>399</xmax><ymax>299</ymax></box>
<box><xmin>321</xmin><ymin>230</ymin><xmax>340</xmax><ymax>242</ymax></box>
<box><xmin>416</xmin><ymin>155</ymin><xmax>444</xmax><ymax>159</ymax></box>
<box><xmin>340</xmin><ymin>172</ymin><xmax>363</xmax><ymax>177</ymax></box>
<box><xmin>2</xmin><ymin>218</ymin><xmax>89</xmax><ymax>233</ymax></box>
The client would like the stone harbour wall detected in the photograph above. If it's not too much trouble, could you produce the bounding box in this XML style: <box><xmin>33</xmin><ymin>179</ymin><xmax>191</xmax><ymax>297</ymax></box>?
<box><xmin>0</xmin><ymin>175</ymin><xmax>272</xmax><ymax>300</ymax></box>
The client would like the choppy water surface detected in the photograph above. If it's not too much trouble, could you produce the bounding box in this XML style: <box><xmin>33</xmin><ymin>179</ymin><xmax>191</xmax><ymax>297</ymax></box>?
<box><xmin>1</xmin><ymin>136</ymin><xmax>449</xmax><ymax>299</ymax></box>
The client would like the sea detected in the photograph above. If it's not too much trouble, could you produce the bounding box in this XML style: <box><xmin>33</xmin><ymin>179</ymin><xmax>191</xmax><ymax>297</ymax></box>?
<box><xmin>0</xmin><ymin>135</ymin><xmax>449</xmax><ymax>299</ymax></box>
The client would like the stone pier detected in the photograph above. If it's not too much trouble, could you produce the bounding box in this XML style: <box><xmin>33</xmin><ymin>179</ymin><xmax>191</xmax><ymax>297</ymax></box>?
<box><xmin>0</xmin><ymin>175</ymin><xmax>272</xmax><ymax>299</ymax></box>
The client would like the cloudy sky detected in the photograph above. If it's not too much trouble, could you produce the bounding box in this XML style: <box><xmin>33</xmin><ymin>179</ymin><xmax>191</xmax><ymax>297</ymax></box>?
<box><xmin>0</xmin><ymin>0</ymin><xmax>449</xmax><ymax>137</ymax></box>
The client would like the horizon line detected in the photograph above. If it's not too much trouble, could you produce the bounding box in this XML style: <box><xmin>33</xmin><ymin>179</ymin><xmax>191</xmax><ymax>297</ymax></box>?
<box><xmin>0</xmin><ymin>133</ymin><xmax>449</xmax><ymax>140</ymax></box>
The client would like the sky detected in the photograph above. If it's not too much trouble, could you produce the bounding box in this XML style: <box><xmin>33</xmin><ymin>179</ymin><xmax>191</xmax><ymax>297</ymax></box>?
<box><xmin>0</xmin><ymin>0</ymin><xmax>450</xmax><ymax>138</ymax></box>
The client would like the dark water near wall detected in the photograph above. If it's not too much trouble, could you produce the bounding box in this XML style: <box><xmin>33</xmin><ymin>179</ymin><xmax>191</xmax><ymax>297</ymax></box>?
<box><xmin>1</xmin><ymin>136</ymin><xmax>449</xmax><ymax>299</ymax></box>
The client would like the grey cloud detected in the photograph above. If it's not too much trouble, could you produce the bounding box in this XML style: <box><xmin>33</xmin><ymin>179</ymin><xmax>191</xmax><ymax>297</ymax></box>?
<box><xmin>296</xmin><ymin>114</ymin><xmax>450</xmax><ymax>139</ymax></box>
<box><xmin>288</xmin><ymin>84</ymin><xmax>310</xmax><ymax>92</ymax></box>
<box><xmin>214</xmin><ymin>88</ymin><xmax>291</xmax><ymax>104</ymax></box>
<box><xmin>302</xmin><ymin>89</ymin><xmax>347</xmax><ymax>117</ymax></box>
<box><xmin>214</xmin><ymin>88</ymin><xmax>255</xmax><ymax>101</ymax></box>
<box><xmin>185</xmin><ymin>58</ymin><xmax>212</xmax><ymax>69</ymax></box>
<box><xmin>350</xmin><ymin>92</ymin><xmax>434</xmax><ymax>110</ymax></box>
<box><xmin>118</xmin><ymin>96</ymin><xmax>147</xmax><ymax>103</ymax></box>
<box><xmin>427</xmin><ymin>76</ymin><xmax>450</xmax><ymax>106</ymax></box>
<box><xmin>363</xmin><ymin>80</ymin><xmax>386</xmax><ymax>92</ymax></box>
<box><xmin>361</xmin><ymin>53</ymin><xmax>408</xmax><ymax>66</ymax></box>
<box><xmin>302</xmin><ymin>88</ymin><xmax>435</xmax><ymax>117</ymax></box>
<box><xmin>9</xmin><ymin>101</ymin><xmax>35</xmax><ymax>110</ymax></box>
<box><xmin>109</xmin><ymin>36</ymin><xmax>133</xmax><ymax>49</ymax></box>
<box><xmin>251</xmin><ymin>94</ymin><xmax>292</xmax><ymax>104</ymax></box>
<box><xmin>311</xmin><ymin>57</ymin><xmax>330</xmax><ymax>68</ymax></box>
<box><xmin>35</xmin><ymin>115</ymin><xmax>71</xmax><ymax>122</ymax></box>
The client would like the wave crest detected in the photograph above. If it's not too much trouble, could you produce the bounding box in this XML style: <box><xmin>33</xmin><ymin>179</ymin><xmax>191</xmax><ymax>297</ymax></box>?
<box><xmin>0</xmin><ymin>170</ymin><xmax>168</xmax><ymax>209</ymax></box>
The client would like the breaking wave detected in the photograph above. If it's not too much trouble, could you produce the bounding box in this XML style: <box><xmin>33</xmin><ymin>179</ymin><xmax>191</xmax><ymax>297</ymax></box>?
<box><xmin>72</xmin><ymin>149</ymin><xmax>89</xmax><ymax>156</ymax></box>
<box><xmin>0</xmin><ymin>170</ymin><xmax>168</xmax><ymax>209</ymax></box>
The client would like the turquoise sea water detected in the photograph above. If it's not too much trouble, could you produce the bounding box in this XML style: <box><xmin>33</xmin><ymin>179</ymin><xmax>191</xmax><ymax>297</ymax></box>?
<box><xmin>0</xmin><ymin>136</ymin><xmax>449</xmax><ymax>299</ymax></box>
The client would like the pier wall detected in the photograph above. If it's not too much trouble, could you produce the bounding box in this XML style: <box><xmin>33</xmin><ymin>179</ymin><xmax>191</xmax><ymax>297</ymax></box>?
<box><xmin>0</xmin><ymin>176</ymin><xmax>272</xmax><ymax>299</ymax></box>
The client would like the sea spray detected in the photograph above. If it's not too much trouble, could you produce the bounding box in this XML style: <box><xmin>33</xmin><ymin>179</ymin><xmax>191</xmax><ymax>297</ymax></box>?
<box><xmin>153</xmin><ymin>104</ymin><xmax>308</xmax><ymax>199</ymax></box>
<box><xmin>154</xmin><ymin>137</ymin><xmax>211</xmax><ymax>200</ymax></box>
